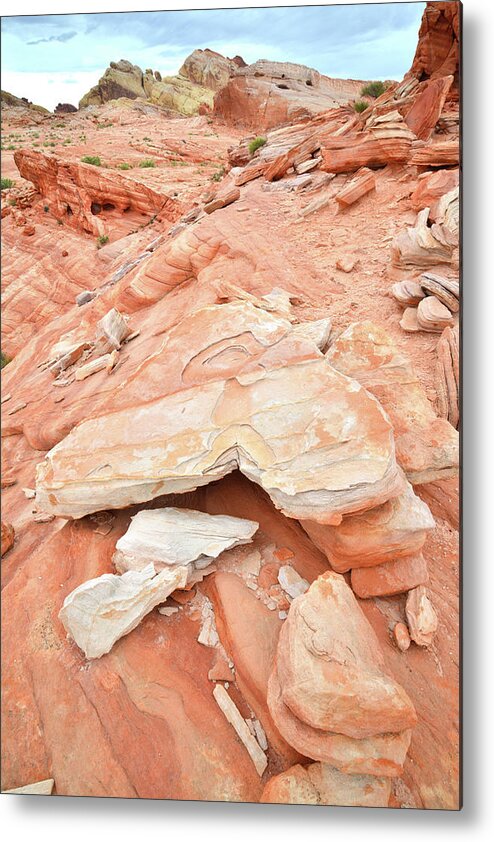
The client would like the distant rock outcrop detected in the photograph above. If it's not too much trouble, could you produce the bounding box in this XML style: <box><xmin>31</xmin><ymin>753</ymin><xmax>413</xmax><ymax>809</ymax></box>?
<box><xmin>1</xmin><ymin>89</ymin><xmax>49</xmax><ymax>114</ymax></box>
<box><xmin>79</xmin><ymin>59</ymin><xmax>145</xmax><ymax>108</ymax></box>
<box><xmin>54</xmin><ymin>103</ymin><xmax>78</xmax><ymax>114</ymax></box>
<box><xmin>78</xmin><ymin>50</ymin><xmax>240</xmax><ymax>116</ymax></box>
<box><xmin>213</xmin><ymin>61</ymin><xmax>366</xmax><ymax>131</ymax></box>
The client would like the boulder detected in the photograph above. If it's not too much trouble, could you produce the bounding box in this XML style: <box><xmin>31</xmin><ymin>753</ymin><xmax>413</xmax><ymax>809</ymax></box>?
<box><xmin>410</xmin><ymin>168</ymin><xmax>459</xmax><ymax>215</ymax></box>
<box><xmin>113</xmin><ymin>507</ymin><xmax>258</xmax><ymax>577</ymax></box>
<box><xmin>350</xmin><ymin>552</ymin><xmax>429</xmax><ymax>598</ymax></box>
<box><xmin>260</xmin><ymin>761</ymin><xmax>391</xmax><ymax>807</ymax></box>
<box><xmin>59</xmin><ymin>563</ymin><xmax>188</xmax><ymax>659</ymax></box>
<box><xmin>300</xmin><ymin>479</ymin><xmax>435</xmax><ymax>573</ymax></box>
<box><xmin>417</xmin><ymin>295</ymin><xmax>454</xmax><ymax>332</ymax></box>
<box><xmin>420</xmin><ymin>272</ymin><xmax>459</xmax><ymax>312</ymax></box>
<box><xmin>410</xmin><ymin>141</ymin><xmax>459</xmax><ymax>169</ymax></box>
<box><xmin>267</xmin><ymin>666</ymin><xmax>412</xmax><ymax>776</ymax></box>
<box><xmin>391</xmin><ymin>280</ymin><xmax>426</xmax><ymax>307</ymax></box>
<box><xmin>404</xmin><ymin>76</ymin><xmax>453</xmax><ymax>140</ymax></box>
<box><xmin>54</xmin><ymin>103</ymin><xmax>77</xmax><ymax>114</ymax></box>
<box><xmin>335</xmin><ymin>167</ymin><xmax>376</xmax><ymax>208</ymax></box>
<box><xmin>392</xmin><ymin>207</ymin><xmax>455</xmax><ymax>267</ymax></box>
<box><xmin>326</xmin><ymin>321</ymin><xmax>459</xmax><ymax>484</ymax></box>
<box><xmin>321</xmin><ymin>136</ymin><xmax>412</xmax><ymax>174</ymax></box>
<box><xmin>275</xmin><ymin>572</ymin><xmax>417</xmax><ymax>739</ymax></box>
<box><xmin>35</xmin><ymin>303</ymin><xmax>404</xmax><ymax>523</ymax></box>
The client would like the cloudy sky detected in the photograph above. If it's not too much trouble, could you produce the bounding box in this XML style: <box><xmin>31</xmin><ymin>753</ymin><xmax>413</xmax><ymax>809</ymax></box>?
<box><xmin>1</xmin><ymin>3</ymin><xmax>426</xmax><ymax>111</ymax></box>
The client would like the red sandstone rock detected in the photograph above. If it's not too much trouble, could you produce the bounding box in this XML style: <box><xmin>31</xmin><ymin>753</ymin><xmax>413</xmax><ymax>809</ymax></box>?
<box><xmin>275</xmin><ymin>572</ymin><xmax>417</xmax><ymax>739</ymax></box>
<box><xmin>335</xmin><ymin>168</ymin><xmax>376</xmax><ymax>208</ymax></box>
<box><xmin>14</xmin><ymin>149</ymin><xmax>179</xmax><ymax>238</ymax></box>
<box><xmin>260</xmin><ymin>761</ymin><xmax>391</xmax><ymax>807</ymax></box>
<box><xmin>1</xmin><ymin>521</ymin><xmax>15</xmax><ymax>556</ymax></box>
<box><xmin>404</xmin><ymin>76</ymin><xmax>453</xmax><ymax>141</ymax></box>
<box><xmin>409</xmin><ymin>141</ymin><xmax>459</xmax><ymax>169</ymax></box>
<box><xmin>406</xmin><ymin>585</ymin><xmax>439</xmax><ymax>647</ymax></box>
<box><xmin>410</xmin><ymin>168</ymin><xmax>459</xmax><ymax>215</ymax></box>
<box><xmin>321</xmin><ymin>137</ymin><xmax>412</xmax><ymax>174</ymax></box>
<box><xmin>350</xmin><ymin>552</ymin><xmax>429</xmax><ymax>598</ymax></box>
<box><xmin>407</xmin><ymin>2</ymin><xmax>460</xmax><ymax>90</ymax></box>
<box><xmin>435</xmin><ymin>325</ymin><xmax>460</xmax><ymax>429</ymax></box>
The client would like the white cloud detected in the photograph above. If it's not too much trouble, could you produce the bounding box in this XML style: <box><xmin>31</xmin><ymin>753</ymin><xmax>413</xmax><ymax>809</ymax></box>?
<box><xmin>1</xmin><ymin>70</ymin><xmax>101</xmax><ymax>111</ymax></box>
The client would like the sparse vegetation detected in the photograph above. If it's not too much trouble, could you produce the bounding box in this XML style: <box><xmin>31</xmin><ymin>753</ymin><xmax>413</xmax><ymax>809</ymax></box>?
<box><xmin>248</xmin><ymin>136</ymin><xmax>267</xmax><ymax>155</ymax></box>
<box><xmin>139</xmin><ymin>159</ymin><xmax>156</xmax><ymax>168</ymax></box>
<box><xmin>353</xmin><ymin>100</ymin><xmax>369</xmax><ymax>113</ymax></box>
<box><xmin>360</xmin><ymin>81</ymin><xmax>387</xmax><ymax>98</ymax></box>
<box><xmin>81</xmin><ymin>155</ymin><xmax>101</xmax><ymax>166</ymax></box>
<box><xmin>1</xmin><ymin>351</ymin><xmax>11</xmax><ymax>369</ymax></box>
<box><xmin>211</xmin><ymin>166</ymin><xmax>225</xmax><ymax>182</ymax></box>
<box><xmin>97</xmin><ymin>235</ymin><xmax>109</xmax><ymax>248</ymax></box>
<box><xmin>8</xmin><ymin>198</ymin><xmax>17</xmax><ymax>206</ymax></box>
<box><xmin>43</xmin><ymin>205</ymin><xmax>49</xmax><ymax>212</ymax></box>
<box><xmin>118</xmin><ymin>162</ymin><xmax>132</xmax><ymax>170</ymax></box>
<box><xmin>1</xmin><ymin>178</ymin><xmax>14</xmax><ymax>190</ymax></box>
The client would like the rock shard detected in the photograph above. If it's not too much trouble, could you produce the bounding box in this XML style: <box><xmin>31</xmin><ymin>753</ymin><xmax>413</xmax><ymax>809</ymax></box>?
<box><xmin>113</xmin><ymin>507</ymin><xmax>258</xmax><ymax>578</ymax></box>
<box><xmin>212</xmin><ymin>684</ymin><xmax>268</xmax><ymax>776</ymax></box>
<box><xmin>59</xmin><ymin>563</ymin><xmax>188</xmax><ymax>659</ymax></box>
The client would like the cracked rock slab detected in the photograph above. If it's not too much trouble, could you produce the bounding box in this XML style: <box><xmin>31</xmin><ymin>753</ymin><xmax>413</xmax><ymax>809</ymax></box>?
<box><xmin>59</xmin><ymin>563</ymin><xmax>188</xmax><ymax>659</ymax></box>
<box><xmin>113</xmin><ymin>507</ymin><xmax>258</xmax><ymax>578</ymax></box>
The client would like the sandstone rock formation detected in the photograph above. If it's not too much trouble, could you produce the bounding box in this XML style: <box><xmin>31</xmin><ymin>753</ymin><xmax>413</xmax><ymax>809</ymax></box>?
<box><xmin>79</xmin><ymin>60</ymin><xmax>145</xmax><ymax>108</ymax></box>
<box><xmin>326</xmin><ymin>321</ymin><xmax>459</xmax><ymax>484</ymax></box>
<box><xmin>35</xmin><ymin>303</ymin><xmax>404</xmax><ymax>522</ymax></box>
<box><xmin>113</xmin><ymin>507</ymin><xmax>258</xmax><ymax>577</ymax></box>
<box><xmin>59</xmin><ymin>563</ymin><xmax>188</xmax><ymax>658</ymax></box>
<box><xmin>54</xmin><ymin>103</ymin><xmax>77</xmax><ymax>114</ymax></box>
<box><xmin>407</xmin><ymin>1</ymin><xmax>460</xmax><ymax>91</ymax></box>
<box><xmin>179</xmin><ymin>49</ymin><xmax>239</xmax><ymax>91</ymax></box>
<box><xmin>300</xmin><ymin>480</ymin><xmax>435</xmax><ymax>573</ymax></box>
<box><xmin>1</xmin><ymin>521</ymin><xmax>15</xmax><ymax>556</ymax></box>
<box><xmin>405</xmin><ymin>585</ymin><xmax>439</xmax><ymax>646</ymax></box>
<box><xmin>260</xmin><ymin>761</ymin><xmax>391</xmax><ymax>807</ymax></box>
<box><xmin>14</xmin><ymin>149</ymin><xmax>179</xmax><ymax>238</ymax></box>
<box><xmin>435</xmin><ymin>324</ymin><xmax>460</xmax><ymax>428</ymax></box>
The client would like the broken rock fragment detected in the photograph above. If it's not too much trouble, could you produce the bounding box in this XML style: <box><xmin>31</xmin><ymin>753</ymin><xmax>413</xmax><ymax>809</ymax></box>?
<box><xmin>213</xmin><ymin>684</ymin><xmax>268</xmax><ymax>776</ymax></box>
<box><xmin>59</xmin><ymin>563</ymin><xmax>188</xmax><ymax>659</ymax></box>
<box><xmin>1</xmin><ymin>521</ymin><xmax>15</xmax><ymax>556</ymax></box>
<box><xmin>350</xmin><ymin>552</ymin><xmax>429</xmax><ymax>598</ymax></box>
<box><xmin>113</xmin><ymin>507</ymin><xmax>258</xmax><ymax>580</ymax></box>
<box><xmin>405</xmin><ymin>585</ymin><xmax>438</xmax><ymax>647</ymax></box>
<box><xmin>260</xmin><ymin>762</ymin><xmax>391</xmax><ymax>807</ymax></box>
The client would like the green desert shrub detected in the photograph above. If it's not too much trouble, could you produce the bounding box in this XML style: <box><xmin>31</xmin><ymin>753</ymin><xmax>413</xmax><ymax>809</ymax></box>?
<box><xmin>117</xmin><ymin>162</ymin><xmax>132</xmax><ymax>170</ymax></box>
<box><xmin>1</xmin><ymin>178</ymin><xmax>14</xmax><ymax>189</ymax></box>
<box><xmin>81</xmin><ymin>155</ymin><xmax>101</xmax><ymax>166</ymax></box>
<box><xmin>97</xmin><ymin>235</ymin><xmax>109</xmax><ymax>248</ymax></box>
<box><xmin>360</xmin><ymin>81</ymin><xmax>386</xmax><ymax>98</ymax></box>
<box><xmin>139</xmin><ymin>158</ymin><xmax>156</xmax><ymax>168</ymax></box>
<box><xmin>211</xmin><ymin>165</ymin><xmax>225</xmax><ymax>182</ymax></box>
<box><xmin>1</xmin><ymin>351</ymin><xmax>11</xmax><ymax>369</ymax></box>
<box><xmin>248</xmin><ymin>136</ymin><xmax>267</xmax><ymax>155</ymax></box>
<box><xmin>354</xmin><ymin>100</ymin><xmax>369</xmax><ymax>113</ymax></box>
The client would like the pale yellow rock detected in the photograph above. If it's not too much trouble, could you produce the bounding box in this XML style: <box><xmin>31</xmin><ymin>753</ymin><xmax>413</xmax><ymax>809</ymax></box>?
<box><xmin>74</xmin><ymin>354</ymin><xmax>112</xmax><ymax>381</ymax></box>
<box><xmin>3</xmin><ymin>778</ymin><xmax>55</xmax><ymax>795</ymax></box>
<box><xmin>405</xmin><ymin>585</ymin><xmax>438</xmax><ymax>646</ymax></box>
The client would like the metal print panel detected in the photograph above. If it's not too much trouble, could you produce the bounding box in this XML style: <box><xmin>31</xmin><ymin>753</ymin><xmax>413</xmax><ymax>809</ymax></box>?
<box><xmin>0</xmin><ymin>1</ymin><xmax>461</xmax><ymax>810</ymax></box>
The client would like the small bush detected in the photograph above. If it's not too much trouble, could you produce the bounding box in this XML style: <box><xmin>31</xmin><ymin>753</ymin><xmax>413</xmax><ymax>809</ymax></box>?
<box><xmin>1</xmin><ymin>351</ymin><xmax>11</xmax><ymax>369</ymax></box>
<box><xmin>43</xmin><ymin>205</ymin><xmax>49</xmax><ymax>212</ymax></box>
<box><xmin>248</xmin><ymin>136</ymin><xmax>267</xmax><ymax>155</ymax></box>
<box><xmin>118</xmin><ymin>162</ymin><xmax>132</xmax><ymax>170</ymax></box>
<box><xmin>7</xmin><ymin>145</ymin><xmax>15</xmax><ymax>150</ymax></box>
<box><xmin>360</xmin><ymin>81</ymin><xmax>386</xmax><ymax>98</ymax></box>
<box><xmin>211</xmin><ymin>166</ymin><xmax>225</xmax><ymax>183</ymax></box>
<box><xmin>354</xmin><ymin>100</ymin><xmax>369</xmax><ymax>113</ymax></box>
<box><xmin>8</xmin><ymin>198</ymin><xmax>17</xmax><ymax>206</ymax></box>
<box><xmin>139</xmin><ymin>159</ymin><xmax>156</xmax><ymax>168</ymax></box>
<box><xmin>1</xmin><ymin>178</ymin><xmax>14</xmax><ymax>190</ymax></box>
<box><xmin>97</xmin><ymin>235</ymin><xmax>109</xmax><ymax>248</ymax></box>
<box><xmin>81</xmin><ymin>155</ymin><xmax>101</xmax><ymax>166</ymax></box>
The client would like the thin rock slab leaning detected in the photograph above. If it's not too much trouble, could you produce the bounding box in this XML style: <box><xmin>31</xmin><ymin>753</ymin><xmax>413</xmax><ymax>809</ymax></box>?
<box><xmin>59</xmin><ymin>563</ymin><xmax>188</xmax><ymax>659</ymax></box>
